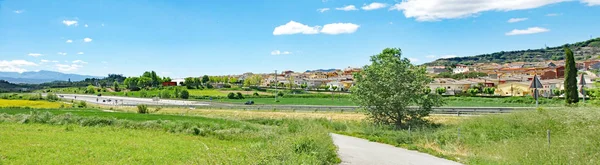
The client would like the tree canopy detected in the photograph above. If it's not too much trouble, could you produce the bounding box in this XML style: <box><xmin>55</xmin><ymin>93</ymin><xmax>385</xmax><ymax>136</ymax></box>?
<box><xmin>352</xmin><ymin>48</ymin><xmax>444</xmax><ymax>128</ymax></box>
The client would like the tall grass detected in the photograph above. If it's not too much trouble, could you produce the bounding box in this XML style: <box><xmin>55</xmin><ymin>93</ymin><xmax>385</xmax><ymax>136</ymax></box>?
<box><xmin>0</xmin><ymin>99</ymin><xmax>67</xmax><ymax>108</ymax></box>
<box><xmin>332</xmin><ymin>108</ymin><xmax>600</xmax><ymax>164</ymax></box>
<box><xmin>0</xmin><ymin>110</ymin><xmax>340</xmax><ymax>164</ymax></box>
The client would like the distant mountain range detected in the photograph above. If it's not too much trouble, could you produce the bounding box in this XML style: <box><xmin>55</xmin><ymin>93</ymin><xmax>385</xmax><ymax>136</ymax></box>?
<box><xmin>0</xmin><ymin>70</ymin><xmax>101</xmax><ymax>84</ymax></box>
<box><xmin>425</xmin><ymin>38</ymin><xmax>600</xmax><ymax>66</ymax></box>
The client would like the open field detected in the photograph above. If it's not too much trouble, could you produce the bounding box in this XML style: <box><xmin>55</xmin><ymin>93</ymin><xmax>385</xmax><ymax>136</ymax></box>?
<box><xmin>332</xmin><ymin>107</ymin><xmax>600</xmax><ymax>164</ymax></box>
<box><xmin>0</xmin><ymin>99</ymin><xmax>67</xmax><ymax>108</ymax></box>
<box><xmin>0</xmin><ymin>108</ymin><xmax>339</xmax><ymax>164</ymax></box>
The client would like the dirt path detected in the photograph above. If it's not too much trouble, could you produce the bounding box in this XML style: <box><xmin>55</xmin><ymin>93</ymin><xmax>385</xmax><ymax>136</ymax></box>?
<box><xmin>331</xmin><ymin>133</ymin><xmax>462</xmax><ymax>165</ymax></box>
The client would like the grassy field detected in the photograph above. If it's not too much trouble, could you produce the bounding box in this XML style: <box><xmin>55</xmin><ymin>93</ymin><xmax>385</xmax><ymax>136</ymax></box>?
<box><xmin>331</xmin><ymin>107</ymin><xmax>600</xmax><ymax>164</ymax></box>
<box><xmin>0</xmin><ymin>108</ymin><xmax>340</xmax><ymax>164</ymax></box>
<box><xmin>0</xmin><ymin>99</ymin><xmax>67</xmax><ymax>108</ymax></box>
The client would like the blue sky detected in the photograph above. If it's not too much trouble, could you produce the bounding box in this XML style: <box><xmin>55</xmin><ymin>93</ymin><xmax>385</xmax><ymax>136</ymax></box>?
<box><xmin>1</xmin><ymin>0</ymin><xmax>600</xmax><ymax>78</ymax></box>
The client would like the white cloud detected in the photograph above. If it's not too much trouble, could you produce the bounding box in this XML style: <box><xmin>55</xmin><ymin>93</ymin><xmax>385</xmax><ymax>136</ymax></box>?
<box><xmin>320</xmin><ymin>23</ymin><xmax>360</xmax><ymax>35</ymax></box>
<box><xmin>336</xmin><ymin>5</ymin><xmax>358</xmax><ymax>11</ymax></box>
<box><xmin>66</xmin><ymin>39</ymin><xmax>73</xmax><ymax>43</ymax></box>
<box><xmin>426</xmin><ymin>55</ymin><xmax>436</xmax><ymax>59</ymax></box>
<box><xmin>273</xmin><ymin>21</ymin><xmax>360</xmax><ymax>35</ymax></box>
<box><xmin>0</xmin><ymin>60</ymin><xmax>38</xmax><ymax>73</ymax></box>
<box><xmin>40</xmin><ymin>59</ymin><xmax>50</xmax><ymax>63</ymax></box>
<box><xmin>101</xmin><ymin>61</ymin><xmax>108</xmax><ymax>64</ymax></box>
<box><xmin>390</xmin><ymin>0</ymin><xmax>568</xmax><ymax>21</ymax></box>
<box><xmin>546</xmin><ymin>13</ymin><xmax>561</xmax><ymax>16</ymax></box>
<box><xmin>508</xmin><ymin>18</ymin><xmax>528</xmax><ymax>23</ymax></box>
<box><xmin>14</xmin><ymin>10</ymin><xmax>24</xmax><ymax>14</ymax></box>
<box><xmin>582</xmin><ymin>0</ymin><xmax>600</xmax><ymax>6</ymax></box>
<box><xmin>28</xmin><ymin>53</ymin><xmax>42</xmax><ymax>57</ymax></box>
<box><xmin>362</xmin><ymin>2</ymin><xmax>387</xmax><ymax>10</ymax></box>
<box><xmin>72</xmin><ymin>60</ymin><xmax>88</xmax><ymax>64</ymax></box>
<box><xmin>505</xmin><ymin>27</ymin><xmax>550</xmax><ymax>36</ymax></box>
<box><xmin>56</xmin><ymin>64</ymin><xmax>82</xmax><ymax>72</ymax></box>
<box><xmin>441</xmin><ymin>55</ymin><xmax>457</xmax><ymax>59</ymax></box>
<box><xmin>271</xmin><ymin>50</ymin><xmax>292</xmax><ymax>55</ymax></box>
<box><xmin>317</xmin><ymin>8</ymin><xmax>330</xmax><ymax>13</ymax></box>
<box><xmin>57</xmin><ymin>52</ymin><xmax>67</xmax><ymax>56</ymax></box>
<box><xmin>389</xmin><ymin>22</ymin><xmax>393</xmax><ymax>24</ymax></box>
<box><xmin>83</xmin><ymin>38</ymin><xmax>92</xmax><ymax>42</ymax></box>
<box><xmin>84</xmin><ymin>24</ymin><xmax>89</xmax><ymax>27</ymax></box>
<box><xmin>77</xmin><ymin>52</ymin><xmax>84</xmax><ymax>55</ymax></box>
<box><xmin>101</xmin><ymin>23</ymin><xmax>105</xmax><ymax>27</ymax></box>
<box><xmin>273</xmin><ymin>21</ymin><xmax>320</xmax><ymax>35</ymax></box>
<box><xmin>52</xmin><ymin>60</ymin><xmax>59</xmax><ymax>63</ymax></box>
<box><xmin>62</xmin><ymin>20</ymin><xmax>78</xmax><ymax>26</ymax></box>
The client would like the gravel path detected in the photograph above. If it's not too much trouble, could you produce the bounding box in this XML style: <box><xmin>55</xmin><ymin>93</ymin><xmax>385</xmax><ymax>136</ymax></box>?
<box><xmin>331</xmin><ymin>133</ymin><xmax>462</xmax><ymax>165</ymax></box>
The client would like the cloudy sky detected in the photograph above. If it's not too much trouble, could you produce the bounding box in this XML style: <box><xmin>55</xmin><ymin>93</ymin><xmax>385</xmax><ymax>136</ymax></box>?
<box><xmin>1</xmin><ymin>0</ymin><xmax>600</xmax><ymax>77</ymax></box>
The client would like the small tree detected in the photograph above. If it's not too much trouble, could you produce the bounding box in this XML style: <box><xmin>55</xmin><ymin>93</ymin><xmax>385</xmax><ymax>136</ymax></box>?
<box><xmin>236</xmin><ymin>92</ymin><xmax>244</xmax><ymax>99</ymax></box>
<box><xmin>86</xmin><ymin>85</ymin><xmax>95</xmax><ymax>94</ymax></box>
<box><xmin>113</xmin><ymin>81</ymin><xmax>120</xmax><ymax>92</ymax></box>
<box><xmin>180</xmin><ymin>89</ymin><xmax>189</xmax><ymax>99</ymax></box>
<box><xmin>227</xmin><ymin>92</ymin><xmax>236</xmax><ymax>99</ymax></box>
<box><xmin>300</xmin><ymin>83</ymin><xmax>308</xmax><ymax>90</ymax></box>
<box><xmin>353</xmin><ymin>48</ymin><xmax>444</xmax><ymax>128</ymax></box>
<box><xmin>468</xmin><ymin>88</ymin><xmax>479</xmax><ymax>96</ymax></box>
<box><xmin>332</xmin><ymin>86</ymin><xmax>338</xmax><ymax>91</ymax></box>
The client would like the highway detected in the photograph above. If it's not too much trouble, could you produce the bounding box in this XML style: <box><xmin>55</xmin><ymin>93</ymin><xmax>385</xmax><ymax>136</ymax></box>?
<box><xmin>52</xmin><ymin>94</ymin><xmax>534</xmax><ymax>114</ymax></box>
<box><xmin>56</xmin><ymin>94</ymin><xmax>210</xmax><ymax>106</ymax></box>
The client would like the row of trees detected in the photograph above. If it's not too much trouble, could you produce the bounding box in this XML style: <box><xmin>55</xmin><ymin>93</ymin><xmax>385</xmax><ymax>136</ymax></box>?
<box><xmin>123</xmin><ymin>71</ymin><xmax>171</xmax><ymax>90</ymax></box>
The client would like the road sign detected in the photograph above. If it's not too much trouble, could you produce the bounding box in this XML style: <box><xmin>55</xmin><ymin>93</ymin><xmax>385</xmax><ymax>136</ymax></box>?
<box><xmin>529</xmin><ymin>75</ymin><xmax>543</xmax><ymax>88</ymax></box>
<box><xmin>529</xmin><ymin>75</ymin><xmax>542</xmax><ymax>107</ymax></box>
<box><xmin>579</xmin><ymin>74</ymin><xmax>587</xmax><ymax>86</ymax></box>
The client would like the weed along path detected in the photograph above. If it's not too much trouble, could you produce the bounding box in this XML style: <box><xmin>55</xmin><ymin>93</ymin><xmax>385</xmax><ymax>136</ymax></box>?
<box><xmin>331</xmin><ymin>133</ymin><xmax>462</xmax><ymax>165</ymax></box>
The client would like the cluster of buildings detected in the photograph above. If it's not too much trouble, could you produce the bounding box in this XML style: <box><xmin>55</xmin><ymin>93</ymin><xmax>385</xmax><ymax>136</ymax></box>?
<box><xmin>427</xmin><ymin>60</ymin><xmax>600</xmax><ymax>97</ymax></box>
<box><xmin>167</xmin><ymin>59</ymin><xmax>599</xmax><ymax>97</ymax></box>
<box><xmin>240</xmin><ymin>67</ymin><xmax>363</xmax><ymax>91</ymax></box>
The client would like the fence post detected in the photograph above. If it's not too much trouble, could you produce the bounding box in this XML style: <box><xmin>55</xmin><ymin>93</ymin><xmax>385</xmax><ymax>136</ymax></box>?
<box><xmin>457</xmin><ymin>127</ymin><xmax>461</xmax><ymax>142</ymax></box>
<box><xmin>547</xmin><ymin>129</ymin><xmax>551</xmax><ymax>147</ymax></box>
<box><xmin>408</xmin><ymin>125</ymin><xmax>412</xmax><ymax>136</ymax></box>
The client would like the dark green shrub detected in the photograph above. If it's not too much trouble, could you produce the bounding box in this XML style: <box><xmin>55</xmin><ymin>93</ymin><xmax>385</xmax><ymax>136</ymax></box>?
<box><xmin>227</xmin><ymin>92</ymin><xmax>236</xmax><ymax>99</ymax></box>
<box><xmin>236</xmin><ymin>92</ymin><xmax>244</xmax><ymax>99</ymax></box>
<box><xmin>180</xmin><ymin>90</ymin><xmax>189</xmax><ymax>99</ymax></box>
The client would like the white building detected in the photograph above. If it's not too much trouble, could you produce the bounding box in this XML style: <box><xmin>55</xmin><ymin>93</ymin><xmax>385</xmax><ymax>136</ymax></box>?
<box><xmin>452</xmin><ymin>64</ymin><xmax>470</xmax><ymax>74</ymax></box>
<box><xmin>172</xmin><ymin>78</ymin><xmax>185</xmax><ymax>86</ymax></box>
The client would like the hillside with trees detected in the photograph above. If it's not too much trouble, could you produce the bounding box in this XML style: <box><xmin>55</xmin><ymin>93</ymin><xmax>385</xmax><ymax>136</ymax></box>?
<box><xmin>426</xmin><ymin>37</ymin><xmax>600</xmax><ymax>66</ymax></box>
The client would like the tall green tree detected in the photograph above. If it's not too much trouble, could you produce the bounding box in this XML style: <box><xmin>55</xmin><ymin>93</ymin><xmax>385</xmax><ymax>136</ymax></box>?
<box><xmin>564</xmin><ymin>47</ymin><xmax>579</xmax><ymax>104</ymax></box>
<box><xmin>352</xmin><ymin>48</ymin><xmax>444</xmax><ymax>128</ymax></box>
<box><xmin>113</xmin><ymin>81</ymin><xmax>120</xmax><ymax>92</ymax></box>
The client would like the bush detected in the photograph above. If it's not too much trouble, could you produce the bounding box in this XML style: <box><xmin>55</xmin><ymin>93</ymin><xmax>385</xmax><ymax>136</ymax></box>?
<box><xmin>227</xmin><ymin>92</ymin><xmax>236</xmax><ymax>99</ymax></box>
<box><xmin>75</xmin><ymin>101</ymin><xmax>87</xmax><ymax>108</ymax></box>
<box><xmin>180</xmin><ymin>90</ymin><xmax>190</xmax><ymax>99</ymax></box>
<box><xmin>236</xmin><ymin>92</ymin><xmax>244</xmax><ymax>99</ymax></box>
<box><xmin>140</xmin><ymin>90</ymin><xmax>148</xmax><ymax>97</ymax></box>
<box><xmin>160</xmin><ymin>90</ymin><xmax>172</xmax><ymax>98</ymax></box>
<box><xmin>253</xmin><ymin>92</ymin><xmax>259</xmax><ymax>96</ymax></box>
<box><xmin>46</xmin><ymin>93</ymin><xmax>60</xmax><ymax>102</ymax></box>
<box><xmin>137</xmin><ymin>104</ymin><xmax>149</xmax><ymax>114</ymax></box>
<box><xmin>223</xmin><ymin>84</ymin><xmax>232</xmax><ymax>88</ymax></box>
<box><xmin>277</xmin><ymin>91</ymin><xmax>284</xmax><ymax>97</ymax></box>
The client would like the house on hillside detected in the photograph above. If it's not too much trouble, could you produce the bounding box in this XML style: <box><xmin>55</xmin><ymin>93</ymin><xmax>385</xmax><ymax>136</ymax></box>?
<box><xmin>326</xmin><ymin>81</ymin><xmax>345</xmax><ymax>91</ymax></box>
<box><xmin>453</xmin><ymin>64</ymin><xmax>470</xmax><ymax>74</ymax></box>
<box><xmin>428</xmin><ymin>78</ymin><xmax>472</xmax><ymax>95</ymax></box>
<box><xmin>427</xmin><ymin>66</ymin><xmax>447</xmax><ymax>74</ymax></box>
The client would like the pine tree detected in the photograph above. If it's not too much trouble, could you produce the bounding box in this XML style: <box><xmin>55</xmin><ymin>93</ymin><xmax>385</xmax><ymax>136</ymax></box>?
<box><xmin>564</xmin><ymin>47</ymin><xmax>579</xmax><ymax>104</ymax></box>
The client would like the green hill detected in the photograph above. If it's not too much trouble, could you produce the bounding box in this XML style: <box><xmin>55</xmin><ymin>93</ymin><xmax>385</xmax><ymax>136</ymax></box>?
<box><xmin>426</xmin><ymin>38</ymin><xmax>600</xmax><ymax>66</ymax></box>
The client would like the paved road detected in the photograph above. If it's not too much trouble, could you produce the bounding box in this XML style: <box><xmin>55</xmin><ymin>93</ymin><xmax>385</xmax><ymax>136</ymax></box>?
<box><xmin>55</xmin><ymin>94</ymin><xmax>210</xmax><ymax>106</ymax></box>
<box><xmin>331</xmin><ymin>133</ymin><xmax>462</xmax><ymax>165</ymax></box>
